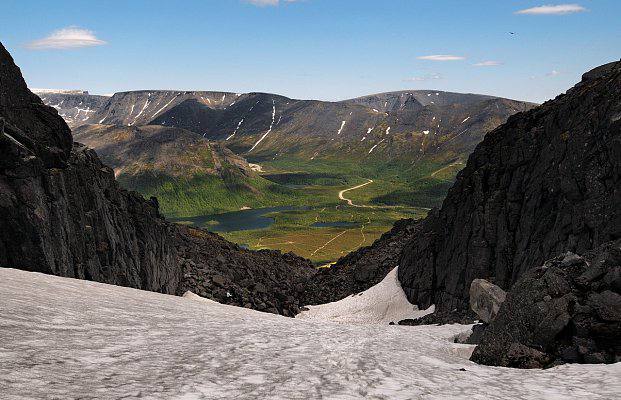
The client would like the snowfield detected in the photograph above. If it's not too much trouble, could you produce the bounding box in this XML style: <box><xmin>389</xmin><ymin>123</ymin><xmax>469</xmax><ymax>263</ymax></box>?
<box><xmin>0</xmin><ymin>268</ymin><xmax>619</xmax><ymax>400</ymax></box>
<box><xmin>296</xmin><ymin>267</ymin><xmax>435</xmax><ymax>324</ymax></box>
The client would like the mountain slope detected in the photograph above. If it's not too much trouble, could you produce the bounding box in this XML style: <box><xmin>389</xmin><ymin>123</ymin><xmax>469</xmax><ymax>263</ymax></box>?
<box><xmin>44</xmin><ymin>88</ymin><xmax>534</xmax><ymax>162</ymax></box>
<box><xmin>33</xmin><ymin>90</ymin><xmax>109</xmax><ymax>128</ymax></box>
<box><xmin>395</xmin><ymin>60</ymin><xmax>621</xmax><ymax>312</ymax></box>
<box><xmin>72</xmin><ymin>123</ymin><xmax>310</xmax><ymax>216</ymax></box>
<box><xmin>308</xmin><ymin>60</ymin><xmax>621</xmax><ymax>317</ymax></box>
<box><xmin>0</xmin><ymin>41</ymin><xmax>317</xmax><ymax>315</ymax></box>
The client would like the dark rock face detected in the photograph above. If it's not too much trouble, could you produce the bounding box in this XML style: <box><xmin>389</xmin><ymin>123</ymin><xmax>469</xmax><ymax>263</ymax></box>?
<box><xmin>0</xmin><ymin>43</ymin><xmax>181</xmax><ymax>293</ymax></box>
<box><xmin>471</xmin><ymin>240</ymin><xmax>621</xmax><ymax>368</ymax></box>
<box><xmin>301</xmin><ymin>218</ymin><xmax>418</xmax><ymax>305</ymax></box>
<box><xmin>0</xmin><ymin>42</ymin><xmax>317</xmax><ymax>316</ymax></box>
<box><xmin>398</xmin><ymin>59</ymin><xmax>621</xmax><ymax>313</ymax></box>
<box><xmin>0</xmin><ymin>45</ymin><xmax>72</xmax><ymax>166</ymax></box>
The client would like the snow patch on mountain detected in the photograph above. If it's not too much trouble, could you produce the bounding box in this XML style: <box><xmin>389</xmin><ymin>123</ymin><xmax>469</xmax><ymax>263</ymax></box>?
<box><xmin>297</xmin><ymin>267</ymin><xmax>433</xmax><ymax>324</ymax></box>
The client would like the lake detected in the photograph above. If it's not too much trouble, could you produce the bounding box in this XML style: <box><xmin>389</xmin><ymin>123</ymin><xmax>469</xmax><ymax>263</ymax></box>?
<box><xmin>171</xmin><ymin>206</ymin><xmax>301</xmax><ymax>233</ymax></box>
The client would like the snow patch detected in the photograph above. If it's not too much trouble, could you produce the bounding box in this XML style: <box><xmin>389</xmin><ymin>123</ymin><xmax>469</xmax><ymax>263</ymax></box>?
<box><xmin>226</xmin><ymin>118</ymin><xmax>244</xmax><ymax>141</ymax></box>
<box><xmin>368</xmin><ymin>139</ymin><xmax>385</xmax><ymax>154</ymax></box>
<box><xmin>249</xmin><ymin>99</ymin><xmax>276</xmax><ymax>152</ymax></box>
<box><xmin>336</xmin><ymin>120</ymin><xmax>346</xmax><ymax>135</ymax></box>
<box><xmin>297</xmin><ymin>267</ymin><xmax>433</xmax><ymax>325</ymax></box>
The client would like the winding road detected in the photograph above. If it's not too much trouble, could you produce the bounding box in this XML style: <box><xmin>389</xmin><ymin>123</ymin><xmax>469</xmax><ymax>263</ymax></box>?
<box><xmin>338</xmin><ymin>179</ymin><xmax>374</xmax><ymax>207</ymax></box>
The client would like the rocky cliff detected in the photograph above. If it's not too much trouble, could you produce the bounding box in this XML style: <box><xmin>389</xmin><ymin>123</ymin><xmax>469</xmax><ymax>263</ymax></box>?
<box><xmin>0</xmin><ymin>42</ymin><xmax>316</xmax><ymax>315</ymax></box>
<box><xmin>397</xmin><ymin>60</ymin><xmax>621</xmax><ymax>313</ymax></box>
<box><xmin>0</xmin><ymin>43</ymin><xmax>180</xmax><ymax>292</ymax></box>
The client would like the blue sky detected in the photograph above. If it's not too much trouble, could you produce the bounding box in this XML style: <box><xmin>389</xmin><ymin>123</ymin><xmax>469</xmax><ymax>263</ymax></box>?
<box><xmin>1</xmin><ymin>1</ymin><xmax>619</xmax><ymax>103</ymax></box>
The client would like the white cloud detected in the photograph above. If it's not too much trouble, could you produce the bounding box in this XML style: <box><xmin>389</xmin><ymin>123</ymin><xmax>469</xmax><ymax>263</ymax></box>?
<box><xmin>245</xmin><ymin>0</ymin><xmax>299</xmax><ymax>6</ymax></box>
<box><xmin>546</xmin><ymin>70</ymin><xmax>562</xmax><ymax>77</ymax></box>
<box><xmin>417</xmin><ymin>55</ymin><xmax>465</xmax><ymax>61</ymax></box>
<box><xmin>404</xmin><ymin>73</ymin><xmax>443</xmax><ymax>82</ymax></box>
<box><xmin>473</xmin><ymin>60</ymin><xmax>504</xmax><ymax>67</ymax></box>
<box><xmin>26</xmin><ymin>27</ymin><xmax>106</xmax><ymax>50</ymax></box>
<box><xmin>515</xmin><ymin>4</ymin><xmax>587</xmax><ymax>15</ymax></box>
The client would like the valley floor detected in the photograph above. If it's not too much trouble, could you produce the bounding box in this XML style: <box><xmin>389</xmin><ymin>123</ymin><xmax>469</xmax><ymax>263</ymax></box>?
<box><xmin>1</xmin><ymin>268</ymin><xmax>619</xmax><ymax>399</ymax></box>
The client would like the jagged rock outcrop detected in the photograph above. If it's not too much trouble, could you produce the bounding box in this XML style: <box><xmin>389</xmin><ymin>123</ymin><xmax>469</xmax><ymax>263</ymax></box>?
<box><xmin>397</xmin><ymin>60</ymin><xmax>621</xmax><ymax>314</ymax></box>
<box><xmin>471</xmin><ymin>240</ymin><xmax>621</xmax><ymax>368</ymax></box>
<box><xmin>0</xmin><ymin>42</ymin><xmax>316</xmax><ymax>315</ymax></box>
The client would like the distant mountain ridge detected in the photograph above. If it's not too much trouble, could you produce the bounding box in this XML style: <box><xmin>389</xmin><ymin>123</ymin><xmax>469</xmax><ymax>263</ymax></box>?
<box><xmin>40</xmin><ymin>89</ymin><xmax>536</xmax><ymax>161</ymax></box>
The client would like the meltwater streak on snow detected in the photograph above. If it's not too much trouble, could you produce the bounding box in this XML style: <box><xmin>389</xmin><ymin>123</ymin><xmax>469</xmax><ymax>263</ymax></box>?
<box><xmin>249</xmin><ymin>100</ymin><xmax>276</xmax><ymax>152</ymax></box>
<box><xmin>297</xmin><ymin>267</ymin><xmax>433</xmax><ymax>325</ymax></box>
<box><xmin>1</xmin><ymin>269</ymin><xmax>619</xmax><ymax>400</ymax></box>
<box><xmin>337</xmin><ymin>120</ymin><xmax>346</xmax><ymax>135</ymax></box>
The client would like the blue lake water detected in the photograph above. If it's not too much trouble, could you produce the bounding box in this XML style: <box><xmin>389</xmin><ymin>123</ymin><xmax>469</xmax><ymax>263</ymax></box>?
<box><xmin>172</xmin><ymin>206</ymin><xmax>302</xmax><ymax>233</ymax></box>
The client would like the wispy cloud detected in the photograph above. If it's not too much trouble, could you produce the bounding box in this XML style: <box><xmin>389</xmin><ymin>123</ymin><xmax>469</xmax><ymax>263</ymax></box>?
<box><xmin>404</xmin><ymin>73</ymin><xmax>443</xmax><ymax>82</ymax></box>
<box><xmin>417</xmin><ymin>55</ymin><xmax>465</xmax><ymax>61</ymax></box>
<box><xmin>26</xmin><ymin>27</ymin><xmax>106</xmax><ymax>50</ymax></box>
<box><xmin>245</xmin><ymin>0</ymin><xmax>299</xmax><ymax>6</ymax></box>
<box><xmin>473</xmin><ymin>60</ymin><xmax>504</xmax><ymax>67</ymax></box>
<box><xmin>515</xmin><ymin>4</ymin><xmax>587</xmax><ymax>15</ymax></box>
<box><xmin>546</xmin><ymin>70</ymin><xmax>562</xmax><ymax>77</ymax></box>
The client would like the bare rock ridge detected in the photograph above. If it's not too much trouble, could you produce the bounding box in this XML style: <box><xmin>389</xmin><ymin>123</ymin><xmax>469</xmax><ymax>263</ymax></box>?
<box><xmin>0</xmin><ymin>42</ymin><xmax>315</xmax><ymax>315</ymax></box>
<box><xmin>396</xmin><ymin>59</ymin><xmax>621</xmax><ymax>313</ymax></box>
<box><xmin>44</xmin><ymin>87</ymin><xmax>535</xmax><ymax>163</ymax></box>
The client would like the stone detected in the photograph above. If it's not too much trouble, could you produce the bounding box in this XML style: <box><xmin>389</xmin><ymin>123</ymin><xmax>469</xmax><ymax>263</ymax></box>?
<box><xmin>471</xmin><ymin>240</ymin><xmax>621</xmax><ymax>368</ymax></box>
<box><xmin>469</xmin><ymin>279</ymin><xmax>506</xmax><ymax>323</ymax></box>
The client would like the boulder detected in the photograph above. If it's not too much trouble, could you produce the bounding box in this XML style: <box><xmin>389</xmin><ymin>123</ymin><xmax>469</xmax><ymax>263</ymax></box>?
<box><xmin>470</xmin><ymin>240</ymin><xmax>621</xmax><ymax>368</ymax></box>
<box><xmin>469</xmin><ymin>279</ymin><xmax>506</xmax><ymax>323</ymax></box>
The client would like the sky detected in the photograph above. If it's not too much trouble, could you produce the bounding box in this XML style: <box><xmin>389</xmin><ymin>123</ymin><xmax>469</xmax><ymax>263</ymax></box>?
<box><xmin>1</xmin><ymin>1</ymin><xmax>620</xmax><ymax>103</ymax></box>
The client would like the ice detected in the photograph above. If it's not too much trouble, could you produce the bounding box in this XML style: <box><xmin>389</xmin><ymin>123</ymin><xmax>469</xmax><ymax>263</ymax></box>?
<box><xmin>0</xmin><ymin>268</ymin><xmax>619</xmax><ymax>400</ymax></box>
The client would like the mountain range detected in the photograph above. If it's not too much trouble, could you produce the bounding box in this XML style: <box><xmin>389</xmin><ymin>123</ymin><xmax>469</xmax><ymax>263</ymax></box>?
<box><xmin>36</xmin><ymin>87</ymin><xmax>536</xmax><ymax>217</ymax></box>
<box><xmin>3</xmin><ymin>42</ymin><xmax>620</xmax><ymax>371</ymax></box>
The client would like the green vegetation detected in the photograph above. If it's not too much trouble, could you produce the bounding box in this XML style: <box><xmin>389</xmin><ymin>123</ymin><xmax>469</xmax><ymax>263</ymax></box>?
<box><xmin>117</xmin><ymin>153</ymin><xmax>463</xmax><ymax>263</ymax></box>
<box><xmin>220</xmin><ymin>205</ymin><xmax>426</xmax><ymax>265</ymax></box>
